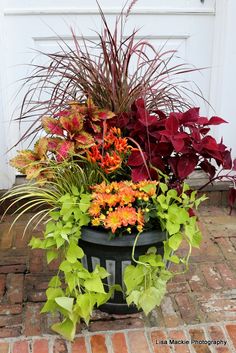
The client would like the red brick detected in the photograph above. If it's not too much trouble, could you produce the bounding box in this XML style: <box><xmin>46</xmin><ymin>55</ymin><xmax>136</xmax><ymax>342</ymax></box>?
<box><xmin>151</xmin><ymin>330</ymin><xmax>171</xmax><ymax>353</ymax></box>
<box><xmin>72</xmin><ymin>337</ymin><xmax>87</xmax><ymax>353</ymax></box>
<box><xmin>0</xmin><ymin>314</ymin><xmax>22</xmax><ymax>327</ymax></box>
<box><xmin>0</xmin><ymin>327</ymin><xmax>21</xmax><ymax>338</ymax></box>
<box><xmin>167</xmin><ymin>282</ymin><xmax>189</xmax><ymax>293</ymax></box>
<box><xmin>128</xmin><ymin>331</ymin><xmax>150</xmax><ymax>353</ymax></box>
<box><xmin>53</xmin><ymin>339</ymin><xmax>68</xmax><ymax>353</ymax></box>
<box><xmin>13</xmin><ymin>227</ymin><xmax>31</xmax><ymax>248</ymax></box>
<box><xmin>175</xmin><ymin>294</ymin><xmax>199</xmax><ymax>324</ymax></box>
<box><xmin>226</xmin><ymin>324</ymin><xmax>236</xmax><ymax>350</ymax></box>
<box><xmin>6</xmin><ymin>273</ymin><xmax>24</xmax><ymax>304</ymax></box>
<box><xmin>168</xmin><ymin>330</ymin><xmax>190</xmax><ymax>353</ymax></box>
<box><xmin>0</xmin><ymin>256</ymin><xmax>26</xmax><ymax>266</ymax></box>
<box><xmin>188</xmin><ymin>274</ymin><xmax>206</xmax><ymax>292</ymax></box>
<box><xmin>89</xmin><ymin>317</ymin><xmax>143</xmax><ymax>332</ymax></box>
<box><xmin>0</xmin><ymin>304</ymin><xmax>22</xmax><ymax>315</ymax></box>
<box><xmin>0</xmin><ymin>342</ymin><xmax>9</xmax><ymax>353</ymax></box>
<box><xmin>0</xmin><ymin>224</ymin><xmax>14</xmax><ymax>249</ymax></box>
<box><xmin>112</xmin><ymin>333</ymin><xmax>128</xmax><ymax>353</ymax></box>
<box><xmin>215</xmin><ymin>238</ymin><xmax>236</xmax><ymax>260</ymax></box>
<box><xmin>200</xmin><ymin>264</ymin><xmax>222</xmax><ymax>290</ymax></box>
<box><xmin>208</xmin><ymin>326</ymin><xmax>231</xmax><ymax>353</ymax></box>
<box><xmin>160</xmin><ymin>296</ymin><xmax>182</xmax><ymax>328</ymax></box>
<box><xmin>29</xmin><ymin>253</ymin><xmax>44</xmax><ymax>273</ymax></box>
<box><xmin>12</xmin><ymin>341</ymin><xmax>29</xmax><ymax>353</ymax></box>
<box><xmin>33</xmin><ymin>339</ymin><xmax>49</xmax><ymax>353</ymax></box>
<box><xmin>90</xmin><ymin>335</ymin><xmax>108</xmax><ymax>353</ymax></box>
<box><xmin>0</xmin><ymin>265</ymin><xmax>26</xmax><ymax>273</ymax></box>
<box><xmin>196</xmin><ymin>291</ymin><xmax>236</xmax><ymax>321</ymax></box>
<box><xmin>216</xmin><ymin>263</ymin><xmax>236</xmax><ymax>289</ymax></box>
<box><xmin>0</xmin><ymin>275</ymin><xmax>6</xmax><ymax>298</ymax></box>
<box><xmin>189</xmin><ymin>328</ymin><xmax>211</xmax><ymax>353</ymax></box>
<box><xmin>27</xmin><ymin>291</ymin><xmax>46</xmax><ymax>302</ymax></box>
<box><xmin>24</xmin><ymin>303</ymin><xmax>42</xmax><ymax>336</ymax></box>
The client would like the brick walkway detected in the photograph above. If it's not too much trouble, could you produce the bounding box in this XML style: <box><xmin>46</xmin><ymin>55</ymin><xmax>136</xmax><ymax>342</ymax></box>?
<box><xmin>0</xmin><ymin>206</ymin><xmax>236</xmax><ymax>352</ymax></box>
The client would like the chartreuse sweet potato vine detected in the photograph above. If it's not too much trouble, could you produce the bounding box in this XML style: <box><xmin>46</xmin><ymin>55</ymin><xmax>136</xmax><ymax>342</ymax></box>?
<box><xmin>1</xmin><ymin>172</ymin><xmax>206</xmax><ymax>341</ymax></box>
<box><xmin>29</xmin><ymin>188</ymin><xmax>121</xmax><ymax>341</ymax></box>
<box><xmin>124</xmin><ymin>182</ymin><xmax>206</xmax><ymax>315</ymax></box>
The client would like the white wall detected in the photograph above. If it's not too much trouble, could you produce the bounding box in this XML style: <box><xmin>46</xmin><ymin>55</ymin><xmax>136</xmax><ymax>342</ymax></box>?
<box><xmin>210</xmin><ymin>0</ymin><xmax>236</xmax><ymax>159</ymax></box>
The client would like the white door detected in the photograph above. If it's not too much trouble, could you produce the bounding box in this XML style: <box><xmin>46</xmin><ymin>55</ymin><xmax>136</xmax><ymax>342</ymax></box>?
<box><xmin>0</xmin><ymin>0</ymin><xmax>218</xmax><ymax>188</ymax></box>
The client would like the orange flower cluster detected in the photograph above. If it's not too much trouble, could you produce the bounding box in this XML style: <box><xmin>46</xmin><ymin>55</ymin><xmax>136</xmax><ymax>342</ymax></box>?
<box><xmin>89</xmin><ymin>180</ymin><xmax>158</xmax><ymax>234</ymax></box>
<box><xmin>87</xmin><ymin>128</ymin><xmax>131</xmax><ymax>174</ymax></box>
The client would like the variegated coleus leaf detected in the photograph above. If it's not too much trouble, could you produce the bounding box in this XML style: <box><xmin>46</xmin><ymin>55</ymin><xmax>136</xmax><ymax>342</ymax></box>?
<box><xmin>91</xmin><ymin>109</ymin><xmax>115</xmax><ymax>122</ymax></box>
<box><xmin>60</xmin><ymin>114</ymin><xmax>84</xmax><ymax>137</ymax></box>
<box><xmin>34</xmin><ymin>137</ymin><xmax>49</xmax><ymax>159</ymax></box>
<box><xmin>41</xmin><ymin>116</ymin><xmax>64</xmax><ymax>136</ymax></box>
<box><xmin>10</xmin><ymin>150</ymin><xmax>38</xmax><ymax>174</ymax></box>
<box><xmin>74</xmin><ymin>131</ymin><xmax>95</xmax><ymax>149</ymax></box>
<box><xmin>56</xmin><ymin>141</ymin><xmax>75</xmax><ymax>161</ymax></box>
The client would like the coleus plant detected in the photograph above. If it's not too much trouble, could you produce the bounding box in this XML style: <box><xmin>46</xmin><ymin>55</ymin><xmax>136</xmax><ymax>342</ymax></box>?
<box><xmin>11</xmin><ymin>97</ymin><xmax>236</xmax><ymax>211</ymax></box>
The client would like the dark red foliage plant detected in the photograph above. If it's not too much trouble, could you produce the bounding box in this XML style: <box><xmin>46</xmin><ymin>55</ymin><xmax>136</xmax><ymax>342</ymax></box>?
<box><xmin>109</xmin><ymin>98</ymin><xmax>236</xmax><ymax>208</ymax></box>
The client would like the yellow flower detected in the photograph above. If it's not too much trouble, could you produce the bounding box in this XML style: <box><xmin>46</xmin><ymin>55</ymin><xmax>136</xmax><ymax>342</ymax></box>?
<box><xmin>137</xmin><ymin>225</ymin><xmax>143</xmax><ymax>232</ymax></box>
<box><xmin>92</xmin><ymin>218</ymin><xmax>100</xmax><ymax>226</ymax></box>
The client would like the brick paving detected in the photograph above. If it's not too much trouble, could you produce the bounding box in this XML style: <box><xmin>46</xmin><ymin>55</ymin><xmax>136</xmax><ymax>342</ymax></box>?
<box><xmin>0</xmin><ymin>206</ymin><xmax>236</xmax><ymax>352</ymax></box>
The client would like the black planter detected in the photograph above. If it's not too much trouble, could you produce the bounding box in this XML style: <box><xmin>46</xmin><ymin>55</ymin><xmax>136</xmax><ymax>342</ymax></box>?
<box><xmin>80</xmin><ymin>227</ymin><xmax>166</xmax><ymax>314</ymax></box>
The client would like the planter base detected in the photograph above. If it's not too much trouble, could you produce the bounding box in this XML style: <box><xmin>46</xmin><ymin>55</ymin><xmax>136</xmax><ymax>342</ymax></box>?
<box><xmin>80</xmin><ymin>227</ymin><xmax>166</xmax><ymax>313</ymax></box>
<box><xmin>99</xmin><ymin>302</ymin><xmax>141</xmax><ymax>315</ymax></box>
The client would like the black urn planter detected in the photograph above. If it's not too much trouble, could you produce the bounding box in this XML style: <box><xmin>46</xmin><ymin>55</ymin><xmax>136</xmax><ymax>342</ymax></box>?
<box><xmin>80</xmin><ymin>227</ymin><xmax>166</xmax><ymax>315</ymax></box>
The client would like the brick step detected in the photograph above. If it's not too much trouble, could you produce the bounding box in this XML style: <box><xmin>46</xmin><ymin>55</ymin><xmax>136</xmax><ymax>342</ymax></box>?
<box><xmin>0</xmin><ymin>323</ymin><xmax>236</xmax><ymax>353</ymax></box>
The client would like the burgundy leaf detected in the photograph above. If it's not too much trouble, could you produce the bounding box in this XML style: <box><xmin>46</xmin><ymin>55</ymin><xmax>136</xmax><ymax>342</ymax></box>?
<box><xmin>177</xmin><ymin>154</ymin><xmax>198</xmax><ymax>180</ymax></box>
<box><xmin>168</xmin><ymin>157</ymin><xmax>179</xmax><ymax>177</ymax></box>
<box><xmin>131</xmin><ymin>165</ymin><xmax>150</xmax><ymax>182</ymax></box>
<box><xmin>192</xmin><ymin>142</ymin><xmax>203</xmax><ymax>153</ymax></box>
<box><xmin>152</xmin><ymin>109</ymin><xmax>167</xmax><ymax>120</ymax></box>
<box><xmin>199</xmin><ymin>127</ymin><xmax>210</xmax><ymax>135</ymax></box>
<box><xmin>208</xmin><ymin>116</ymin><xmax>228</xmax><ymax>125</ymax></box>
<box><xmin>150</xmin><ymin>156</ymin><xmax>165</xmax><ymax>171</ymax></box>
<box><xmin>127</xmin><ymin>149</ymin><xmax>148</xmax><ymax>167</ymax></box>
<box><xmin>198</xmin><ymin>117</ymin><xmax>209</xmax><ymax>125</ymax></box>
<box><xmin>134</xmin><ymin>98</ymin><xmax>145</xmax><ymax>109</ymax></box>
<box><xmin>165</xmin><ymin>113</ymin><xmax>179</xmax><ymax>133</ymax></box>
<box><xmin>199</xmin><ymin>160</ymin><xmax>216</xmax><ymax>179</ymax></box>
<box><xmin>153</xmin><ymin>142</ymin><xmax>173</xmax><ymax>157</ymax></box>
<box><xmin>159</xmin><ymin>130</ymin><xmax>171</xmax><ymax>137</ymax></box>
<box><xmin>222</xmin><ymin>150</ymin><xmax>232</xmax><ymax>169</ymax></box>
<box><xmin>138</xmin><ymin>109</ymin><xmax>157</xmax><ymax>127</ymax></box>
<box><xmin>181</xmin><ymin>107</ymin><xmax>199</xmax><ymax>124</ymax></box>
<box><xmin>202</xmin><ymin>136</ymin><xmax>220</xmax><ymax>151</ymax></box>
<box><xmin>171</xmin><ymin>138</ymin><xmax>185</xmax><ymax>153</ymax></box>
<box><xmin>174</xmin><ymin>132</ymin><xmax>189</xmax><ymax>139</ymax></box>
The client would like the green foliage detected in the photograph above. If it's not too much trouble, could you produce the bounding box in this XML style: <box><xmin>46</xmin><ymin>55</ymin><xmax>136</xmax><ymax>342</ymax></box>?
<box><xmin>30</xmin><ymin>186</ymin><xmax>115</xmax><ymax>341</ymax></box>
<box><xmin>124</xmin><ymin>182</ymin><xmax>205</xmax><ymax>315</ymax></box>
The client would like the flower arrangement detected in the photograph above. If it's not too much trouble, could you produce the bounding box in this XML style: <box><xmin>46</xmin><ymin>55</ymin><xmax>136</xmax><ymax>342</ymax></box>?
<box><xmin>2</xmin><ymin>1</ymin><xmax>236</xmax><ymax>342</ymax></box>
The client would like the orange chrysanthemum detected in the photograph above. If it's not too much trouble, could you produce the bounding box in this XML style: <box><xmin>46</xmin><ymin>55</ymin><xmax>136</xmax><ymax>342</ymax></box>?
<box><xmin>88</xmin><ymin>180</ymin><xmax>158</xmax><ymax>235</ymax></box>
<box><xmin>118</xmin><ymin>206</ymin><xmax>137</xmax><ymax>227</ymax></box>
<box><xmin>104</xmin><ymin>211</ymin><xmax>122</xmax><ymax>233</ymax></box>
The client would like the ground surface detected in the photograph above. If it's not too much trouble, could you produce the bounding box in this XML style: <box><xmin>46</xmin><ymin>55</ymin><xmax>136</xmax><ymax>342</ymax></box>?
<box><xmin>0</xmin><ymin>206</ymin><xmax>236</xmax><ymax>352</ymax></box>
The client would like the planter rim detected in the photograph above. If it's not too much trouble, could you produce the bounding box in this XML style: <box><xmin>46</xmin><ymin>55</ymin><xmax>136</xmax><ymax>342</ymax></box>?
<box><xmin>81</xmin><ymin>226</ymin><xmax>167</xmax><ymax>247</ymax></box>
